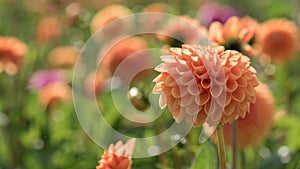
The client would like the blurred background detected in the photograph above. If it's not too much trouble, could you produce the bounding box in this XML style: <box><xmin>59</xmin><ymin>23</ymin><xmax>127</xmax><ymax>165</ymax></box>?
<box><xmin>0</xmin><ymin>0</ymin><xmax>300</xmax><ymax>169</ymax></box>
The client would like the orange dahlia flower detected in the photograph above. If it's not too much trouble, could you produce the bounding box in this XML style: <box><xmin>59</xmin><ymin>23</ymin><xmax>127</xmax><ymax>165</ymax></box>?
<box><xmin>158</xmin><ymin>16</ymin><xmax>208</xmax><ymax>47</ymax></box>
<box><xmin>36</xmin><ymin>17</ymin><xmax>62</xmax><ymax>44</ymax></box>
<box><xmin>90</xmin><ymin>5</ymin><xmax>132</xmax><ymax>34</ymax></box>
<box><xmin>142</xmin><ymin>3</ymin><xmax>171</xmax><ymax>13</ymax></box>
<box><xmin>48</xmin><ymin>46</ymin><xmax>78</xmax><ymax>68</ymax></box>
<box><xmin>39</xmin><ymin>82</ymin><xmax>71</xmax><ymax>109</ymax></box>
<box><xmin>255</xmin><ymin>18</ymin><xmax>299</xmax><ymax>63</ymax></box>
<box><xmin>96</xmin><ymin>139</ymin><xmax>135</xmax><ymax>169</ymax></box>
<box><xmin>222</xmin><ymin>83</ymin><xmax>275</xmax><ymax>149</ymax></box>
<box><xmin>153</xmin><ymin>45</ymin><xmax>258</xmax><ymax>126</ymax></box>
<box><xmin>0</xmin><ymin>36</ymin><xmax>27</xmax><ymax>75</ymax></box>
<box><xmin>209</xmin><ymin>16</ymin><xmax>258</xmax><ymax>55</ymax></box>
<box><xmin>101</xmin><ymin>37</ymin><xmax>148</xmax><ymax>74</ymax></box>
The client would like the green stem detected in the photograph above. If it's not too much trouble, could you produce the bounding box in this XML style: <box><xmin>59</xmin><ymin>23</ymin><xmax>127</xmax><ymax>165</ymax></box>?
<box><xmin>241</xmin><ymin>149</ymin><xmax>246</xmax><ymax>169</ymax></box>
<box><xmin>232</xmin><ymin>120</ymin><xmax>237</xmax><ymax>169</ymax></box>
<box><xmin>217</xmin><ymin>124</ymin><xmax>227</xmax><ymax>169</ymax></box>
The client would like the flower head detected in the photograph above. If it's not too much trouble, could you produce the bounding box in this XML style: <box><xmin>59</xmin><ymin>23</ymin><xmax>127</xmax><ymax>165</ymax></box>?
<box><xmin>28</xmin><ymin>69</ymin><xmax>67</xmax><ymax>91</ymax></box>
<box><xmin>255</xmin><ymin>18</ymin><xmax>299</xmax><ymax>63</ymax></box>
<box><xmin>153</xmin><ymin>45</ymin><xmax>258</xmax><ymax>126</ymax></box>
<box><xmin>39</xmin><ymin>82</ymin><xmax>71</xmax><ymax>109</ymax></box>
<box><xmin>158</xmin><ymin>16</ymin><xmax>208</xmax><ymax>47</ymax></box>
<box><xmin>0</xmin><ymin>36</ymin><xmax>27</xmax><ymax>75</ymax></box>
<box><xmin>197</xmin><ymin>2</ymin><xmax>240</xmax><ymax>26</ymax></box>
<box><xmin>142</xmin><ymin>2</ymin><xmax>171</xmax><ymax>13</ymax></box>
<box><xmin>222</xmin><ymin>83</ymin><xmax>275</xmax><ymax>148</ymax></box>
<box><xmin>90</xmin><ymin>5</ymin><xmax>132</xmax><ymax>34</ymax></box>
<box><xmin>36</xmin><ymin>17</ymin><xmax>62</xmax><ymax>44</ymax></box>
<box><xmin>48</xmin><ymin>46</ymin><xmax>78</xmax><ymax>67</ymax></box>
<box><xmin>101</xmin><ymin>37</ymin><xmax>148</xmax><ymax>74</ymax></box>
<box><xmin>96</xmin><ymin>139</ymin><xmax>135</xmax><ymax>169</ymax></box>
<box><xmin>209</xmin><ymin>16</ymin><xmax>258</xmax><ymax>55</ymax></box>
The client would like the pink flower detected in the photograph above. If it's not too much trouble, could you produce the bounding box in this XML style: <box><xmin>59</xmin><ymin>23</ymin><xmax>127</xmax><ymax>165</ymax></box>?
<box><xmin>96</xmin><ymin>139</ymin><xmax>135</xmax><ymax>169</ymax></box>
<box><xmin>153</xmin><ymin>45</ymin><xmax>258</xmax><ymax>126</ymax></box>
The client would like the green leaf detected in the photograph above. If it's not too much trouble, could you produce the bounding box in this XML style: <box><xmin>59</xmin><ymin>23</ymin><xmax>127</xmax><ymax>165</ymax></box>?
<box><xmin>189</xmin><ymin>141</ymin><xmax>218</xmax><ymax>169</ymax></box>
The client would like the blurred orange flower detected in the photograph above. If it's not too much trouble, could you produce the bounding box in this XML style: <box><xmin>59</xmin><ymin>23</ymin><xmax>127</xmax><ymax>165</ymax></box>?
<box><xmin>158</xmin><ymin>16</ymin><xmax>208</xmax><ymax>47</ymax></box>
<box><xmin>36</xmin><ymin>17</ymin><xmax>62</xmax><ymax>44</ymax></box>
<box><xmin>85</xmin><ymin>69</ymin><xmax>110</xmax><ymax>96</ymax></box>
<box><xmin>209</xmin><ymin>16</ymin><xmax>258</xmax><ymax>55</ymax></box>
<box><xmin>222</xmin><ymin>83</ymin><xmax>275</xmax><ymax>149</ymax></box>
<box><xmin>0</xmin><ymin>36</ymin><xmax>27</xmax><ymax>75</ymax></box>
<box><xmin>90</xmin><ymin>5</ymin><xmax>132</xmax><ymax>34</ymax></box>
<box><xmin>48</xmin><ymin>46</ymin><xmax>78</xmax><ymax>68</ymax></box>
<box><xmin>255</xmin><ymin>18</ymin><xmax>299</xmax><ymax>63</ymax></box>
<box><xmin>101</xmin><ymin>37</ymin><xmax>148</xmax><ymax>74</ymax></box>
<box><xmin>39</xmin><ymin>82</ymin><xmax>71</xmax><ymax>109</ymax></box>
<box><xmin>153</xmin><ymin>45</ymin><xmax>258</xmax><ymax>126</ymax></box>
<box><xmin>96</xmin><ymin>139</ymin><xmax>135</xmax><ymax>169</ymax></box>
<box><xmin>142</xmin><ymin>2</ymin><xmax>171</xmax><ymax>13</ymax></box>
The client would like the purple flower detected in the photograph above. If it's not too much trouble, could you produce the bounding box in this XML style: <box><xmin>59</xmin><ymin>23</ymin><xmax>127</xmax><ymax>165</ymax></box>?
<box><xmin>197</xmin><ymin>2</ymin><xmax>240</xmax><ymax>26</ymax></box>
<box><xmin>28</xmin><ymin>69</ymin><xmax>66</xmax><ymax>91</ymax></box>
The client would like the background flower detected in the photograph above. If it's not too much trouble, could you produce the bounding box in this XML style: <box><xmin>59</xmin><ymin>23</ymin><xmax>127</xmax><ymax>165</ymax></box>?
<box><xmin>96</xmin><ymin>139</ymin><xmax>135</xmax><ymax>169</ymax></box>
<box><xmin>255</xmin><ymin>18</ymin><xmax>299</xmax><ymax>63</ymax></box>
<box><xmin>209</xmin><ymin>16</ymin><xmax>258</xmax><ymax>55</ymax></box>
<box><xmin>0</xmin><ymin>36</ymin><xmax>27</xmax><ymax>75</ymax></box>
<box><xmin>28</xmin><ymin>69</ymin><xmax>67</xmax><ymax>91</ymax></box>
<box><xmin>222</xmin><ymin>83</ymin><xmax>275</xmax><ymax>149</ymax></box>
<box><xmin>197</xmin><ymin>2</ymin><xmax>240</xmax><ymax>26</ymax></box>
<box><xmin>90</xmin><ymin>5</ymin><xmax>132</xmax><ymax>34</ymax></box>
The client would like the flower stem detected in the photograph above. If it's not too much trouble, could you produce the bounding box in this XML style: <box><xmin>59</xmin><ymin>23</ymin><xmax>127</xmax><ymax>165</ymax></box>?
<box><xmin>232</xmin><ymin>120</ymin><xmax>237</xmax><ymax>169</ymax></box>
<box><xmin>217</xmin><ymin>124</ymin><xmax>227</xmax><ymax>169</ymax></box>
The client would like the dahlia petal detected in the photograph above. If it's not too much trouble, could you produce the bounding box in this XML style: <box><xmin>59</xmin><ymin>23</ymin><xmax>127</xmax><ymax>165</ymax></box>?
<box><xmin>178</xmin><ymin>76</ymin><xmax>194</xmax><ymax>86</ymax></box>
<box><xmin>244</xmin><ymin>84</ymin><xmax>256</xmax><ymax>97</ymax></box>
<box><xmin>180</xmin><ymin>95</ymin><xmax>194</xmax><ymax>107</ymax></box>
<box><xmin>227</xmin><ymin>80</ymin><xmax>238</xmax><ymax>92</ymax></box>
<box><xmin>171</xmin><ymin>87</ymin><xmax>181</xmax><ymax>98</ymax></box>
<box><xmin>232</xmin><ymin>88</ymin><xmax>245</xmax><ymax>102</ymax></box>
<box><xmin>161</xmin><ymin>55</ymin><xmax>176</xmax><ymax>63</ymax></box>
<box><xmin>169</xmin><ymin>47</ymin><xmax>182</xmax><ymax>57</ymax></box>
<box><xmin>188</xmin><ymin>84</ymin><xmax>200</xmax><ymax>95</ymax></box>
<box><xmin>117</xmin><ymin>159</ymin><xmax>130</xmax><ymax>169</ymax></box>
<box><xmin>229</xmin><ymin>67</ymin><xmax>242</xmax><ymax>80</ymax></box>
<box><xmin>164</xmin><ymin>76</ymin><xmax>177</xmax><ymax>87</ymax></box>
<box><xmin>236</xmin><ymin>77</ymin><xmax>247</xmax><ymax>87</ymax></box>
<box><xmin>155</xmin><ymin>63</ymin><xmax>167</xmax><ymax>72</ymax></box>
<box><xmin>224</xmin><ymin>101</ymin><xmax>235</xmax><ymax>116</ymax></box>
<box><xmin>186</xmin><ymin>102</ymin><xmax>199</xmax><ymax>115</ymax></box>
<box><xmin>200</xmin><ymin>79</ymin><xmax>211</xmax><ymax>89</ymax></box>
<box><xmin>159</xmin><ymin>94</ymin><xmax>167</xmax><ymax>109</ymax></box>
<box><xmin>210</xmin><ymin>84</ymin><xmax>222</xmax><ymax>98</ymax></box>
<box><xmin>199</xmin><ymin>90</ymin><xmax>210</xmax><ymax>106</ymax></box>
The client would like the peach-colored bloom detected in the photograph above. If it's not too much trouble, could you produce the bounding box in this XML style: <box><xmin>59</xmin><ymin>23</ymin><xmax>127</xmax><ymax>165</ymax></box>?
<box><xmin>255</xmin><ymin>19</ymin><xmax>299</xmax><ymax>63</ymax></box>
<box><xmin>158</xmin><ymin>16</ymin><xmax>208</xmax><ymax>47</ymax></box>
<box><xmin>36</xmin><ymin>17</ymin><xmax>62</xmax><ymax>44</ymax></box>
<box><xmin>153</xmin><ymin>45</ymin><xmax>258</xmax><ymax>126</ymax></box>
<box><xmin>101</xmin><ymin>37</ymin><xmax>148</xmax><ymax>74</ymax></box>
<box><xmin>85</xmin><ymin>69</ymin><xmax>110</xmax><ymax>96</ymax></box>
<box><xmin>222</xmin><ymin>83</ymin><xmax>275</xmax><ymax>149</ymax></box>
<box><xmin>39</xmin><ymin>82</ymin><xmax>72</xmax><ymax>109</ymax></box>
<box><xmin>48</xmin><ymin>46</ymin><xmax>78</xmax><ymax>67</ymax></box>
<box><xmin>96</xmin><ymin>139</ymin><xmax>135</xmax><ymax>169</ymax></box>
<box><xmin>0</xmin><ymin>36</ymin><xmax>27</xmax><ymax>75</ymax></box>
<box><xmin>90</xmin><ymin>5</ymin><xmax>132</xmax><ymax>34</ymax></box>
<box><xmin>209</xmin><ymin>16</ymin><xmax>258</xmax><ymax>55</ymax></box>
<box><xmin>142</xmin><ymin>3</ymin><xmax>171</xmax><ymax>13</ymax></box>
